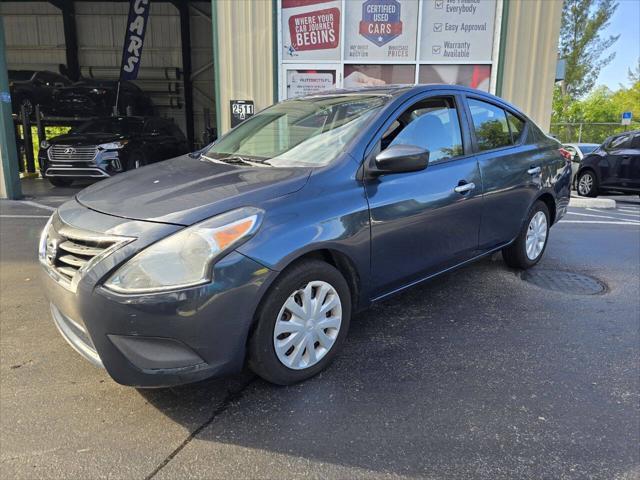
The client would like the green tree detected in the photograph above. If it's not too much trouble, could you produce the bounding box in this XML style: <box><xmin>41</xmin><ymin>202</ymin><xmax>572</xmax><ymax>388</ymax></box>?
<box><xmin>556</xmin><ymin>0</ymin><xmax>620</xmax><ymax>121</ymax></box>
<box><xmin>560</xmin><ymin>0</ymin><xmax>620</xmax><ymax>98</ymax></box>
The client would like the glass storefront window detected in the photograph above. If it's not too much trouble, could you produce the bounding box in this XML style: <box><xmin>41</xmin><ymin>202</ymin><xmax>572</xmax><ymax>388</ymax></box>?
<box><xmin>418</xmin><ymin>64</ymin><xmax>492</xmax><ymax>92</ymax></box>
<box><xmin>278</xmin><ymin>0</ymin><xmax>502</xmax><ymax>98</ymax></box>
<box><xmin>344</xmin><ymin>0</ymin><xmax>419</xmax><ymax>61</ymax></box>
<box><xmin>419</xmin><ymin>0</ymin><xmax>497</xmax><ymax>62</ymax></box>
<box><xmin>344</xmin><ymin>64</ymin><xmax>416</xmax><ymax>88</ymax></box>
<box><xmin>281</xmin><ymin>0</ymin><xmax>342</xmax><ymax>61</ymax></box>
<box><xmin>286</xmin><ymin>69</ymin><xmax>338</xmax><ymax>98</ymax></box>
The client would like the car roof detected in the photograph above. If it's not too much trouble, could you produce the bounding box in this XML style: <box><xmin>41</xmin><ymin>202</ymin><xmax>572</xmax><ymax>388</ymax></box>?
<box><xmin>300</xmin><ymin>84</ymin><xmax>526</xmax><ymax>116</ymax></box>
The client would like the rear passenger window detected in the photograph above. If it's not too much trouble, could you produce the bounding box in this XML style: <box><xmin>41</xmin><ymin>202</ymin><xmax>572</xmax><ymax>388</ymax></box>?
<box><xmin>610</xmin><ymin>134</ymin><xmax>631</xmax><ymax>150</ymax></box>
<box><xmin>506</xmin><ymin>111</ymin><xmax>525</xmax><ymax>143</ymax></box>
<box><xmin>385</xmin><ymin>96</ymin><xmax>464</xmax><ymax>163</ymax></box>
<box><xmin>468</xmin><ymin>99</ymin><xmax>511</xmax><ymax>151</ymax></box>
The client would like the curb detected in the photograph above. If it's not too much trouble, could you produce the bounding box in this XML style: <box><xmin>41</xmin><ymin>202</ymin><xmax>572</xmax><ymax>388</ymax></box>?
<box><xmin>569</xmin><ymin>196</ymin><xmax>616</xmax><ymax>209</ymax></box>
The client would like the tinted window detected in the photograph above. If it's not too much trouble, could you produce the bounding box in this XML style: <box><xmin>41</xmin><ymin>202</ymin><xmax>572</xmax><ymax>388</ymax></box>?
<box><xmin>506</xmin><ymin>111</ymin><xmax>525</xmax><ymax>143</ymax></box>
<box><xmin>610</xmin><ymin>134</ymin><xmax>632</xmax><ymax>150</ymax></box>
<box><xmin>387</xmin><ymin>97</ymin><xmax>464</xmax><ymax>163</ymax></box>
<box><xmin>630</xmin><ymin>133</ymin><xmax>640</xmax><ymax>149</ymax></box>
<box><xmin>468</xmin><ymin>99</ymin><xmax>511</xmax><ymax>151</ymax></box>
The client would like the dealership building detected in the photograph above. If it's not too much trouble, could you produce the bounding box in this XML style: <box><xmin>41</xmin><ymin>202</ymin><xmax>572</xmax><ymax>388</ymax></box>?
<box><xmin>1</xmin><ymin>0</ymin><xmax>562</xmax><ymax>198</ymax></box>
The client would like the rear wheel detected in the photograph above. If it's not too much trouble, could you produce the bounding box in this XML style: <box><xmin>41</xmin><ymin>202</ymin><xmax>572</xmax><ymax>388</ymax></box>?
<box><xmin>248</xmin><ymin>259</ymin><xmax>351</xmax><ymax>385</ymax></box>
<box><xmin>502</xmin><ymin>200</ymin><xmax>550</xmax><ymax>269</ymax></box>
<box><xmin>47</xmin><ymin>177</ymin><xmax>72</xmax><ymax>187</ymax></box>
<box><xmin>577</xmin><ymin>170</ymin><xmax>598</xmax><ymax>197</ymax></box>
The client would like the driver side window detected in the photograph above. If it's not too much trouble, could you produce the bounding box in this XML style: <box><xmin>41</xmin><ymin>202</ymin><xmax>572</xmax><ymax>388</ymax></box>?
<box><xmin>381</xmin><ymin>97</ymin><xmax>464</xmax><ymax>163</ymax></box>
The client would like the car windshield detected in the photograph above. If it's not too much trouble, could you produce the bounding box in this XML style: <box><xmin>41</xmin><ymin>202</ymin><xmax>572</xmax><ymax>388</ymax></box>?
<box><xmin>72</xmin><ymin>118</ymin><xmax>143</xmax><ymax>135</ymax></box>
<box><xmin>205</xmin><ymin>95</ymin><xmax>388</xmax><ymax>167</ymax></box>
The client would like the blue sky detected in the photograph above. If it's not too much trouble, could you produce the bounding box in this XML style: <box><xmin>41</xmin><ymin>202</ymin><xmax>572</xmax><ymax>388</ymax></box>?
<box><xmin>595</xmin><ymin>0</ymin><xmax>640</xmax><ymax>89</ymax></box>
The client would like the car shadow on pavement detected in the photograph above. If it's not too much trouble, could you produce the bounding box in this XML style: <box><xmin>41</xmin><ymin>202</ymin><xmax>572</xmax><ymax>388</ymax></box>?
<box><xmin>136</xmin><ymin>257</ymin><xmax>564</xmax><ymax>477</ymax></box>
<box><xmin>136</xmin><ymin>250</ymin><xmax>639</xmax><ymax>478</ymax></box>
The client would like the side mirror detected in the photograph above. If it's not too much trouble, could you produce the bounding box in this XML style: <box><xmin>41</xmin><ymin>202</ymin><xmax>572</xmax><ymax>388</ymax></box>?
<box><xmin>373</xmin><ymin>144</ymin><xmax>429</xmax><ymax>175</ymax></box>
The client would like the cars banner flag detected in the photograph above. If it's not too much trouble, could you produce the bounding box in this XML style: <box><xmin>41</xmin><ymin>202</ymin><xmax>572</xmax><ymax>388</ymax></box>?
<box><xmin>120</xmin><ymin>0</ymin><xmax>151</xmax><ymax>81</ymax></box>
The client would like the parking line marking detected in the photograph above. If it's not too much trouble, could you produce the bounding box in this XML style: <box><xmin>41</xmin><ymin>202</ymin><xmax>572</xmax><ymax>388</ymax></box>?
<box><xmin>566</xmin><ymin>211</ymin><xmax>639</xmax><ymax>222</ymax></box>
<box><xmin>0</xmin><ymin>215</ymin><xmax>51</xmax><ymax>219</ymax></box>
<box><xmin>560</xmin><ymin>220</ymin><xmax>640</xmax><ymax>226</ymax></box>
<box><xmin>18</xmin><ymin>200</ymin><xmax>56</xmax><ymax>212</ymax></box>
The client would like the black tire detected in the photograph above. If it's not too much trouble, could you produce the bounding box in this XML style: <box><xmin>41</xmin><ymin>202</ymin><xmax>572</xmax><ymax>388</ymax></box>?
<box><xmin>502</xmin><ymin>200</ymin><xmax>550</xmax><ymax>269</ymax></box>
<box><xmin>577</xmin><ymin>170</ymin><xmax>598</xmax><ymax>197</ymax></box>
<box><xmin>47</xmin><ymin>177</ymin><xmax>72</xmax><ymax>187</ymax></box>
<box><xmin>127</xmin><ymin>150</ymin><xmax>146</xmax><ymax>170</ymax></box>
<box><xmin>18</xmin><ymin>96</ymin><xmax>34</xmax><ymax>117</ymax></box>
<box><xmin>248</xmin><ymin>259</ymin><xmax>352</xmax><ymax>385</ymax></box>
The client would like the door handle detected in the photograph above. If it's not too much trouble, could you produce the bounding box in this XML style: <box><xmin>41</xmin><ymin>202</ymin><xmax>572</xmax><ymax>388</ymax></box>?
<box><xmin>454</xmin><ymin>182</ymin><xmax>475</xmax><ymax>194</ymax></box>
<box><xmin>527</xmin><ymin>166</ymin><xmax>541</xmax><ymax>175</ymax></box>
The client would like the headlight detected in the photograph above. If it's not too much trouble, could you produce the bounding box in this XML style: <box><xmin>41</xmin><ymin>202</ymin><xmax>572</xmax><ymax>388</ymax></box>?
<box><xmin>99</xmin><ymin>140</ymin><xmax>128</xmax><ymax>150</ymax></box>
<box><xmin>40</xmin><ymin>140</ymin><xmax>49</xmax><ymax>149</ymax></box>
<box><xmin>104</xmin><ymin>207</ymin><xmax>263</xmax><ymax>294</ymax></box>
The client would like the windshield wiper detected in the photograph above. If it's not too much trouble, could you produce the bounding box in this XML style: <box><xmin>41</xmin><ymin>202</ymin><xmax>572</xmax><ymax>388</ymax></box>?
<box><xmin>202</xmin><ymin>154</ymin><xmax>272</xmax><ymax>167</ymax></box>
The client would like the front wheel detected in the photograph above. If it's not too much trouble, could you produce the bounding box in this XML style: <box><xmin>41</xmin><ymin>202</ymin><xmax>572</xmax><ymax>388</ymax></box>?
<box><xmin>577</xmin><ymin>170</ymin><xmax>598</xmax><ymax>197</ymax></box>
<box><xmin>502</xmin><ymin>201</ymin><xmax>550</xmax><ymax>269</ymax></box>
<box><xmin>248</xmin><ymin>259</ymin><xmax>351</xmax><ymax>385</ymax></box>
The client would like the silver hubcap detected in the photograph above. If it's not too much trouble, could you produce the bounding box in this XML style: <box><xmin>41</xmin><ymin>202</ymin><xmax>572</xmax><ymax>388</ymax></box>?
<box><xmin>578</xmin><ymin>173</ymin><xmax>593</xmax><ymax>195</ymax></box>
<box><xmin>525</xmin><ymin>211</ymin><xmax>548</xmax><ymax>260</ymax></box>
<box><xmin>273</xmin><ymin>280</ymin><xmax>342</xmax><ymax>370</ymax></box>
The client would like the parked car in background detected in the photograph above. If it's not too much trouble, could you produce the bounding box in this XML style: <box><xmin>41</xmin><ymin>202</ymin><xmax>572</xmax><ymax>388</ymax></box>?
<box><xmin>9</xmin><ymin>70</ymin><xmax>72</xmax><ymax>117</ymax></box>
<box><xmin>562</xmin><ymin>142</ymin><xmax>600</xmax><ymax>189</ymax></box>
<box><xmin>50</xmin><ymin>80</ymin><xmax>154</xmax><ymax>117</ymax></box>
<box><xmin>576</xmin><ymin>130</ymin><xmax>640</xmax><ymax>197</ymax></box>
<box><xmin>39</xmin><ymin>85</ymin><xmax>571</xmax><ymax>388</ymax></box>
<box><xmin>39</xmin><ymin>116</ymin><xmax>188</xmax><ymax>187</ymax></box>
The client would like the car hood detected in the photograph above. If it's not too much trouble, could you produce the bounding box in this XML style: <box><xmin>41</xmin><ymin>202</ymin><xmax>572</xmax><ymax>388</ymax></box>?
<box><xmin>76</xmin><ymin>155</ymin><xmax>312</xmax><ymax>226</ymax></box>
<box><xmin>49</xmin><ymin>132</ymin><xmax>130</xmax><ymax>146</ymax></box>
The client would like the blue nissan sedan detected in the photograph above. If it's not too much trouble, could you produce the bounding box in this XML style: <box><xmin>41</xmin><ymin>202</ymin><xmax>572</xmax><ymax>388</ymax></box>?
<box><xmin>39</xmin><ymin>85</ymin><xmax>571</xmax><ymax>387</ymax></box>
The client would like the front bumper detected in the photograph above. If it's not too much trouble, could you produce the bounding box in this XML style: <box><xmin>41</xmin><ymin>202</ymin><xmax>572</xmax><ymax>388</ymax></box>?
<box><xmin>41</xmin><ymin>201</ymin><xmax>276</xmax><ymax>387</ymax></box>
<box><xmin>39</xmin><ymin>148</ymin><xmax>125</xmax><ymax>180</ymax></box>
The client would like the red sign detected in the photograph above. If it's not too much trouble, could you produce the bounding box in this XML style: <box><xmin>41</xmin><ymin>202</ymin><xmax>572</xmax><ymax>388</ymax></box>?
<box><xmin>288</xmin><ymin>7</ymin><xmax>340</xmax><ymax>52</ymax></box>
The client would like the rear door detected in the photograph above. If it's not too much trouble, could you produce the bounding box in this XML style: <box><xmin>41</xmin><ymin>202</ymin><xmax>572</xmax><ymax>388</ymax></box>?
<box><xmin>366</xmin><ymin>92</ymin><xmax>483</xmax><ymax>298</ymax></box>
<box><xmin>610</xmin><ymin>132</ymin><xmax>640</xmax><ymax>190</ymax></box>
<box><xmin>465</xmin><ymin>96</ymin><xmax>541</xmax><ymax>249</ymax></box>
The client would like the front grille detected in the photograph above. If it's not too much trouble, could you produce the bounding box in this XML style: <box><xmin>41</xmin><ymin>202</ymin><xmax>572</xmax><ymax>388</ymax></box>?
<box><xmin>49</xmin><ymin>144</ymin><xmax>97</xmax><ymax>162</ymax></box>
<box><xmin>41</xmin><ymin>215</ymin><xmax>132</xmax><ymax>292</ymax></box>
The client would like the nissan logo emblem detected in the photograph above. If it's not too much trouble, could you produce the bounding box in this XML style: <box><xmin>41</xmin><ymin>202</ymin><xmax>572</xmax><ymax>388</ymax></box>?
<box><xmin>64</xmin><ymin>147</ymin><xmax>76</xmax><ymax>155</ymax></box>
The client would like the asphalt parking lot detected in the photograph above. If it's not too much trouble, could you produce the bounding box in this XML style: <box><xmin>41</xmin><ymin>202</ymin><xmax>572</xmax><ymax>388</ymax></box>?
<box><xmin>1</xmin><ymin>181</ymin><xmax>638</xmax><ymax>479</ymax></box>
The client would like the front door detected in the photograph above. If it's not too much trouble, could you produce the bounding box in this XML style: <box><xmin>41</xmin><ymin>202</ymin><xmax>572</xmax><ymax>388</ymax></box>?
<box><xmin>366</xmin><ymin>93</ymin><xmax>483</xmax><ymax>299</ymax></box>
<box><xmin>281</xmin><ymin>64</ymin><xmax>341</xmax><ymax>100</ymax></box>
